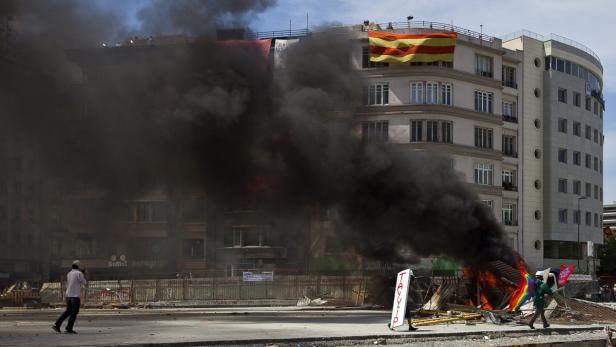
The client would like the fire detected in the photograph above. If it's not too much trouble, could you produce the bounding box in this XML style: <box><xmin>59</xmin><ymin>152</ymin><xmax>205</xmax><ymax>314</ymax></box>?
<box><xmin>464</xmin><ymin>255</ymin><xmax>527</xmax><ymax>310</ymax></box>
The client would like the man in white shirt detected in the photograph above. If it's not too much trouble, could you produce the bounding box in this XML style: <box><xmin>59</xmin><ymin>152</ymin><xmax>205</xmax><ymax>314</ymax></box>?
<box><xmin>52</xmin><ymin>260</ymin><xmax>87</xmax><ymax>334</ymax></box>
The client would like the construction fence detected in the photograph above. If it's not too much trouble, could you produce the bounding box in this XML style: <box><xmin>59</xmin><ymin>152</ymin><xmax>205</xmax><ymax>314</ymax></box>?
<box><xmin>39</xmin><ymin>275</ymin><xmax>370</xmax><ymax>307</ymax></box>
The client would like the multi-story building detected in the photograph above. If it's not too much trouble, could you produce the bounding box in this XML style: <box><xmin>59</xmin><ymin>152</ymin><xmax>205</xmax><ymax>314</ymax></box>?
<box><xmin>502</xmin><ymin>31</ymin><xmax>604</xmax><ymax>272</ymax></box>
<box><xmin>348</xmin><ymin>22</ymin><xmax>604</xmax><ymax>272</ymax></box>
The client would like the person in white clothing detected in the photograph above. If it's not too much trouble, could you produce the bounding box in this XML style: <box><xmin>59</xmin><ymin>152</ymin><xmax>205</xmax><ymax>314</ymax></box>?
<box><xmin>52</xmin><ymin>260</ymin><xmax>87</xmax><ymax>334</ymax></box>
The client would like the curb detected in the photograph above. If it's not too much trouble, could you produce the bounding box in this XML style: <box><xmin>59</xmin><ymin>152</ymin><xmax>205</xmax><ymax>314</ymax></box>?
<box><xmin>79</xmin><ymin>326</ymin><xmax>605</xmax><ymax>347</ymax></box>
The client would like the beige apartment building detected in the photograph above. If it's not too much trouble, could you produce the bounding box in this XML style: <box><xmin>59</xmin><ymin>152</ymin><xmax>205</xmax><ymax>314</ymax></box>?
<box><xmin>348</xmin><ymin>22</ymin><xmax>604</xmax><ymax>272</ymax></box>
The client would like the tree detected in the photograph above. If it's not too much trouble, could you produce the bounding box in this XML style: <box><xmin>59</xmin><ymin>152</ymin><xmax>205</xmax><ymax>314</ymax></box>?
<box><xmin>598</xmin><ymin>236</ymin><xmax>616</xmax><ymax>274</ymax></box>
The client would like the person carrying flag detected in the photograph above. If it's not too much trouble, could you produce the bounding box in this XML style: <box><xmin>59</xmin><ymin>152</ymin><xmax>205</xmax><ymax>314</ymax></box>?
<box><xmin>528</xmin><ymin>274</ymin><xmax>553</xmax><ymax>329</ymax></box>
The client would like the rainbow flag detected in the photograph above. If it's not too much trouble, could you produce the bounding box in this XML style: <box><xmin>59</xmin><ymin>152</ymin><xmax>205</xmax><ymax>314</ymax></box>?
<box><xmin>368</xmin><ymin>31</ymin><xmax>457</xmax><ymax>63</ymax></box>
<box><xmin>508</xmin><ymin>271</ymin><xmax>535</xmax><ymax>313</ymax></box>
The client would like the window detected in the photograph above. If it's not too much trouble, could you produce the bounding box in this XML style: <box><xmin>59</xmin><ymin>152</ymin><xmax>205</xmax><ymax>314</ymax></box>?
<box><xmin>502</xmin><ymin>135</ymin><xmax>516</xmax><ymax>157</ymax></box>
<box><xmin>601</xmin><ymin>187</ymin><xmax>604</xmax><ymax>201</ymax></box>
<box><xmin>474</xmin><ymin>163</ymin><xmax>494</xmax><ymax>185</ymax></box>
<box><xmin>573</xmin><ymin>210</ymin><xmax>580</xmax><ymax>224</ymax></box>
<box><xmin>441</xmin><ymin>121</ymin><xmax>453</xmax><ymax>143</ymax></box>
<box><xmin>574</xmin><ymin>92</ymin><xmax>581</xmax><ymax>107</ymax></box>
<box><xmin>558</xmin><ymin>178</ymin><xmax>568</xmax><ymax>193</ymax></box>
<box><xmin>134</xmin><ymin>201</ymin><xmax>168</xmax><ymax>222</ymax></box>
<box><xmin>573</xmin><ymin>122</ymin><xmax>581</xmax><ymax>136</ymax></box>
<box><xmin>585</xmin><ymin>154</ymin><xmax>591</xmax><ymax>168</ymax></box>
<box><xmin>183</xmin><ymin>239</ymin><xmax>204</xmax><ymax>258</ymax></box>
<box><xmin>594</xmin><ymin>129</ymin><xmax>599</xmax><ymax>143</ymax></box>
<box><xmin>573</xmin><ymin>180</ymin><xmax>581</xmax><ymax>195</ymax></box>
<box><xmin>410</xmin><ymin>82</ymin><xmax>424</xmax><ymax>104</ymax></box>
<box><xmin>601</xmin><ymin>160</ymin><xmax>603</xmax><ymax>174</ymax></box>
<box><xmin>474</xmin><ymin>91</ymin><xmax>493</xmax><ymax>113</ymax></box>
<box><xmin>441</xmin><ymin>83</ymin><xmax>452</xmax><ymax>105</ymax></box>
<box><xmin>474</xmin><ymin>127</ymin><xmax>493</xmax><ymax>149</ymax></box>
<box><xmin>362</xmin><ymin>121</ymin><xmax>389</xmax><ymax>142</ymax></box>
<box><xmin>502</xmin><ymin>66</ymin><xmax>516</xmax><ymax>88</ymax></box>
<box><xmin>558</xmin><ymin>88</ymin><xmax>567</xmax><ymax>103</ymax></box>
<box><xmin>558</xmin><ymin>148</ymin><xmax>567</xmax><ymax>163</ymax></box>
<box><xmin>502</xmin><ymin>170</ymin><xmax>514</xmax><ymax>185</ymax></box>
<box><xmin>585</xmin><ymin>182</ymin><xmax>591</xmax><ymax>197</ymax></box>
<box><xmin>558</xmin><ymin>209</ymin><xmax>568</xmax><ymax>224</ymax></box>
<box><xmin>585</xmin><ymin>125</ymin><xmax>591</xmax><ymax>140</ymax></box>
<box><xmin>594</xmin><ymin>185</ymin><xmax>599</xmax><ymax>199</ymax></box>
<box><xmin>586</xmin><ymin>97</ymin><xmax>591</xmax><ymax>111</ymax></box>
<box><xmin>230</xmin><ymin>226</ymin><xmax>268</xmax><ymax>247</ymax></box>
<box><xmin>362</xmin><ymin>47</ymin><xmax>389</xmax><ymax>68</ymax></box>
<box><xmin>367</xmin><ymin>83</ymin><xmax>389</xmax><ymax>105</ymax></box>
<box><xmin>585</xmin><ymin>211</ymin><xmax>591</xmax><ymax>226</ymax></box>
<box><xmin>594</xmin><ymin>156</ymin><xmax>599</xmax><ymax>171</ymax></box>
<box><xmin>426</xmin><ymin>82</ymin><xmax>439</xmax><ymax>104</ymax></box>
<box><xmin>502</xmin><ymin>101</ymin><xmax>516</xmax><ymax>119</ymax></box>
<box><xmin>410</xmin><ymin>120</ymin><xmax>422</xmax><ymax>142</ymax></box>
<box><xmin>573</xmin><ymin>151</ymin><xmax>581</xmax><ymax>166</ymax></box>
<box><xmin>502</xmin><ymin>204</ymin><xmax>515</xmax><ymax>225</ymax></box>
<box><xmin>475</xmin><ymin>54</ymin><xmax>493</xmax><ymax>77</ymax></box>
<box><xmin>558</xmin><ymin>118</ymin><xmax>567</xmax><ymax>133</ymax></box>
<box><xmin>594</xmin><ymin>101</ymin><xmax>599</xmax><ymax>115</ymax></box>
<box><xmin>482</xmin><ymin>200</ymin><xmax>493</xmax><ymax>210</ymax></box>
<box><xmin>556</xmin><ymin>58</ymin><xmax>564</xmax><ymax>72</ymax></box>
<box><xmin>410</xmin><ymin>120</ymin><xmax>452</xmax><ymax>143</ymax></box>
<box><xmin>595</xmin><ymin>213</ymin><xmax>599</xmax><ymax>227</ymax></box>
<box><xmin>426</xmin><ymin>120</ymin><xmax>439</xmax><ymax>142</ymax></box>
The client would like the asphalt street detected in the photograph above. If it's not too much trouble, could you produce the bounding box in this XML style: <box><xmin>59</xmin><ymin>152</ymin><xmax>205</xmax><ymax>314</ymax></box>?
<box><xmin>0</xmin><ymin>307</ymin><xmax>607</xmax><ymax>347</ymax></box>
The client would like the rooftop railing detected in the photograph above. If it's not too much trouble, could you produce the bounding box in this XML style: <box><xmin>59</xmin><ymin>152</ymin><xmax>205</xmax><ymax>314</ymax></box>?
<box><xmin>500</xmin><ymin>29</ymin><xmax>601</xmax><ymax>65</ymax></box>
<box><xmin>247</xmin><ymin>20</ymin><xmax>498</xmax><ymax>46</ymax></box>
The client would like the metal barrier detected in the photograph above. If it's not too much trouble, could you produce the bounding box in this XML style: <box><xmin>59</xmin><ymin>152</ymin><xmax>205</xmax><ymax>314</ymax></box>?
<box><xmin>40</xmin><ymin>275</ymin><xmax>370</xmax><ymax>307</ymax></box>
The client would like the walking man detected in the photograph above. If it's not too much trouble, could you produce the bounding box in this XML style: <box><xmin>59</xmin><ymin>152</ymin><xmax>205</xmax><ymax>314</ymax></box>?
<box><xmin>52</xmin><ymin>260</ymin><xmax>87</xmax><ymax>334</ymax></box>
<box><xmin>529</xmin><ymin>274</ymin><xmax>552</xmax><ymax>329</ymax></box>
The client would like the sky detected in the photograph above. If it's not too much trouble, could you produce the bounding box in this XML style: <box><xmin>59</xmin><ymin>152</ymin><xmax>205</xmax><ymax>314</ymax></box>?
<box><xmin>99</xmin><ymin>0</ymin><xmax>616</xmax><ymax>202</ymax></box>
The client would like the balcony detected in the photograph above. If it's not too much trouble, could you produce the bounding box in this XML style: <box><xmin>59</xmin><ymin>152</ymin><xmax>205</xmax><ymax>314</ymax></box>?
<box><xmin>502</xmin><ymin>182</ymin><xmax>518</xmax><ymax>191</ymax></box>
<box><xmin>502</xmin><ymin>115</ymin><xmax>518</xmax><ymax>123</ymax></box>
<box><xmin>502</xmin><ymin>80</ymin><xmax>518</xmax><ymax>89</ymax></box>
<box><xmin>476</xmin><ymin>70</ymin><xmax>493</xmax><ymax>78</ymax></box>
<box><xmin>503</xmin><ymin>219</ymin><xmax>518</xmax><ymax>226</ymax></box>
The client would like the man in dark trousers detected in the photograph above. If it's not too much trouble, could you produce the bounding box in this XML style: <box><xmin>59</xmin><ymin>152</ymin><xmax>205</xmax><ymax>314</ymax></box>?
<box><xmin>529</xmin><ymin>274</ymin><xmax>552</xmax><ymax>329</ymax></box>
<box><xmin>52</xmin><ymin>260</ymin><xmax>87</xmax><ymax>334</ymax></box>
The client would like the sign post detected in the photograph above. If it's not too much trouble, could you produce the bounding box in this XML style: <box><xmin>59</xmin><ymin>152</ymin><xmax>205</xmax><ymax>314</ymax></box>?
<box><xmin>390</xmin><ymin>269</ymin><xmax>412</xmax><ymax>329</ymax></box>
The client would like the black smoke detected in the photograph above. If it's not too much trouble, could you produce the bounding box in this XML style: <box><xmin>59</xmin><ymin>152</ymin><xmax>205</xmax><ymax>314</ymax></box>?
<box><xmin>0</xmin><ymin>1</ymin><xmax>514</xmax><ymax>267</ymax></box>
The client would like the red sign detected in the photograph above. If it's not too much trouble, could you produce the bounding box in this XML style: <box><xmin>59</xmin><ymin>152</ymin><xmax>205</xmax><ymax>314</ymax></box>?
<box><xmin>558</xmin><ymin>265</ymin><xmax>574</xmax><ymax>286</ymax></box>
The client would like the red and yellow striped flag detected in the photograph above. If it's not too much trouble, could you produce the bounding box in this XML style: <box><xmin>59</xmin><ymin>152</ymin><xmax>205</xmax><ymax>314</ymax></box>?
<box><xmin>368</xmin><ymin>31</ymin><xmax>457</xmax><ymax>63</ymax></box>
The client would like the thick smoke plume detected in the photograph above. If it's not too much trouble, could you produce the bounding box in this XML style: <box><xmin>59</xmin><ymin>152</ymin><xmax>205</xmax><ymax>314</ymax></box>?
<box><xmin>0</xmin><ymin>1</ymin><xmax>514</xmax><ymax>267</ymax></box>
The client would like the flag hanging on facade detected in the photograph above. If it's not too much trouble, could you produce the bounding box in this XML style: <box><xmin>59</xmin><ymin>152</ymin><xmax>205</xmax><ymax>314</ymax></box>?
<box><xmin>508</xmin><ymin>271</ymin><xmax>535</xmax><ymax>313</ymax></box>
<box><xmin>368</xmin><ymin>31</ymin><xmax>457</xmax><ymax>63</ymax></box>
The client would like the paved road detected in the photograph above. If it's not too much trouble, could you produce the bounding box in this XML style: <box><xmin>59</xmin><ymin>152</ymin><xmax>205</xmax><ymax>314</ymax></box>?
<box><xmin>0</xmin><ymin>307</ymin><xmax>606</xmax><ymax>347</ymax></box>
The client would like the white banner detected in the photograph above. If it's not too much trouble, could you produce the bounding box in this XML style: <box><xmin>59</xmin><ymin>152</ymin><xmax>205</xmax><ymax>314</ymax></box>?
<box><xmin>390</xmin><ymin>269</ymin><xmax>412</xmax><ymax>328</ymax></box>
<box><xmin>274</xmin><ymin>38</ymin><xmax>299</xmax><ymax>68</ymax></box>
<box><xmin>587</xmin><ymin>241</ymin><xmax>594</xmax><ymax>257</ymax></box>
<box><xmin>242</xmin><ymin>271</ymin><xmax>274</xmax><ymax>282</ymax></box>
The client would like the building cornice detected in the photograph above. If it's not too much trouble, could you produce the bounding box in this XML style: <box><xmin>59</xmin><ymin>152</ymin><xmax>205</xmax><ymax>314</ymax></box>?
<box><xmin>356</xmin><ymin>104</ymin><xmax>504</xmax><ymax>126</ymax></box>
<box><xmin>362</xmin><ymin>66</ymin><xmax>503</xmax><ymax>90</ymax></box>
<box><xmin>394</xmin><ymin>142</ymin><xmax>503</xmax><ymax>161</ymax></box>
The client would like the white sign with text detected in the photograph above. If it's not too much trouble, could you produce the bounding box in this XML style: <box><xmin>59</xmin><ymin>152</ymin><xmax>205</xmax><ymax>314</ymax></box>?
<box><xmin>390</xmin><ymin>269</ymin><xmax>412</xmax><ymax>329</ymax></box>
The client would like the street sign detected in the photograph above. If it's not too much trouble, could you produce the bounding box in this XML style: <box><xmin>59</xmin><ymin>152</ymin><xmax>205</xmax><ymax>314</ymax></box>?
<box><xmin>390</xmin><ymin>269</ymin><xmax>412</xmax><ymax>329</ymax></box>
<box><xmin>242</xmin><ymin>271</ymin><xmax>274</xmax><ymax>282</ymax></box>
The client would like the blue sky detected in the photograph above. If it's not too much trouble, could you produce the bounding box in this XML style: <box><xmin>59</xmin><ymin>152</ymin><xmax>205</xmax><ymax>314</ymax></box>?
<box><xmin>100</xmin><ymin>0</ymin><xmax>616</xmax><ymax>202</ymax></box>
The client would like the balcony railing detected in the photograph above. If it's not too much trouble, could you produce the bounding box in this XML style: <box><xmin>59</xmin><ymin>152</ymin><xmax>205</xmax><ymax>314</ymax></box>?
<box><xmin>502</xmin><ymin>80</ymin><xmax>517</xmax><ymax>89</ymax></box>
<box><xmin>502</xmin><ymin>182</ymin><xmax>518</xmax><ymax>191</ymax></box>
<box><xmin>476</xmin><ymin>70</ymin><xmax>493</xmax><ymax>78</ymax></box>
<box><xmin>503</xmin><ymin>151</ymin><xmax>518</xmax><ymax>158</ymax></box>
<box><xmin>502</xmin><ymin>115</ymin><xmax>518</xmax><ymax>123</ymax></box>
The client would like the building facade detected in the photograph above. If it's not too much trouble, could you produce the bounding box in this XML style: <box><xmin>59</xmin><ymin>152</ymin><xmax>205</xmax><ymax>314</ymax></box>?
<box><xmin>351</xmin><ymin>22</ymin><xmax>604</xmax><ymax>272</ymax></box>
